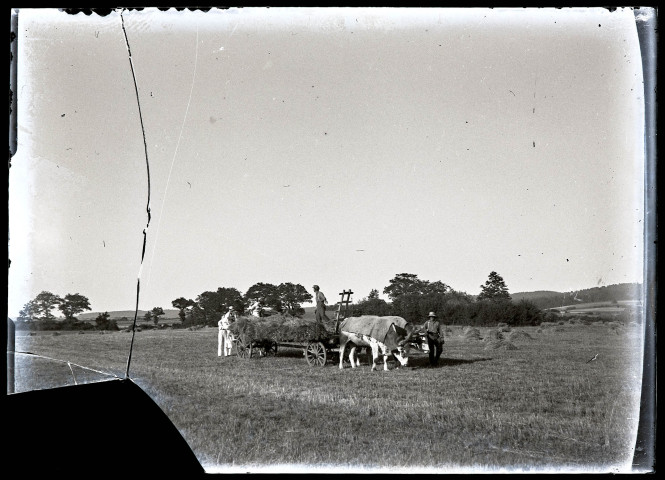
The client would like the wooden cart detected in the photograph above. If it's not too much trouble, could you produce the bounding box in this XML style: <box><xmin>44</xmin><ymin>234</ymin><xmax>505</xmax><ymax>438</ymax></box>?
<box><xmin>233</xmin><ymin>290</ymin><xmax>354</xmax><ymax>366</ymax></box>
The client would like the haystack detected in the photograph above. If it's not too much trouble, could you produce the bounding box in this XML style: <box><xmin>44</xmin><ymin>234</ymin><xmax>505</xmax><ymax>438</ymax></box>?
<box><xmin>462</xmin><ymin>327</ymin><xmax>482</xmax><ymax>341</ymax></box>
<box><xmin>484</xmin><ymin>339</ymin><xmax>518</xmax><ymax>351</ymax></box>
<box><xmin>506</xmin><ymin>330</ymin><xmax>533</xmax><ymax>342</ymax></box>
<box><xmin>484</xmin><ymin>329</ymin><xmax>504</xmax><ymax>342</ymax></box>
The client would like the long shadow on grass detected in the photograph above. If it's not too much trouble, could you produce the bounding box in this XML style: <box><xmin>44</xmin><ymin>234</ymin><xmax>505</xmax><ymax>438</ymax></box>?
<box><xmin>266</xmin><ymin>348</ymin><xmax>492</xmax><ymax>370</ymax></box>
<box><xmin>407</xmin><ymin>355</ymin><xmax>493</xmax><ymax>369</ymax></box>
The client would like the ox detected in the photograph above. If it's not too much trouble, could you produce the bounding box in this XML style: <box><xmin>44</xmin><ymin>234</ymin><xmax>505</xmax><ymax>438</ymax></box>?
<box><xmin>339</xmin><ymin>315</ymin><xmax>417</xmax><ymax>371</ymax></box>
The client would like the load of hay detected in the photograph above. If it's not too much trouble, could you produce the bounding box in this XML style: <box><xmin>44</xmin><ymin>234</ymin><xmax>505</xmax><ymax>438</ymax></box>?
<box><xmin>228</xmin><ymin>314</ymin><xmax>336</xmax><ymax>344</ymax></box>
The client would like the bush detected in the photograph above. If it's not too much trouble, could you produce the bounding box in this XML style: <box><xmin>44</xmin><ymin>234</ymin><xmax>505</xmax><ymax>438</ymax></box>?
<box><xmin>351</xmin><ymin>298</ymin><xmax>393</xmax><ymax>317</ymax></box>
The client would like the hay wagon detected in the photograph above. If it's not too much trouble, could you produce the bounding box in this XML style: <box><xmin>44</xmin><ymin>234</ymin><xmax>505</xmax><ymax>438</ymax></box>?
<box><xmin>230</xmin><ymin>290</ymin><xmax>354</xmax><ymax>366</ymax></box>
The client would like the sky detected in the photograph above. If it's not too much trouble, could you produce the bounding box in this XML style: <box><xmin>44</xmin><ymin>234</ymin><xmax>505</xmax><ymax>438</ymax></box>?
<box><xmin>8</xmin><ymin>7</ymin><xmax>646</xmax><ymax>317</ymax></box>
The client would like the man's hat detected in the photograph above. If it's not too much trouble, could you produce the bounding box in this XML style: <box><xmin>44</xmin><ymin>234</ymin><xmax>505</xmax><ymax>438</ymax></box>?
<box><xmin>428</xmin><ymin>312</ymin><xmax>437</xmax><ymax>318</ymax></box>
<box><xmin>313</xmin><ymin>285</ymin><xmax>319</xmax><ymax>290</ymax></box>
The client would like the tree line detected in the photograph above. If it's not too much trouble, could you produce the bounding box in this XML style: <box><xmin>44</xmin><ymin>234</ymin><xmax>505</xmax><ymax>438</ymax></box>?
<box><xmin>14</xmin><ymin>281</ymin><xmax>314</xmax><ymax>330</ymax></box>
<box><xmin>15</xmin><ymin>291</ymin><xmax>119</xmax><ymax>331</ymax></box>
<box><xmin>171</xmin><ymin>282</ymin><xmax>312</xmax><ymax>327</ymax></box>
<box><xmin>14</xmin><ymin>271</ymin><xmax>547</xmax><ymax>330</ymax></box>
<box><xmin>352</xmin><ymin>271</ymin><xmax>544</xmax><ymax>327</ymax></box>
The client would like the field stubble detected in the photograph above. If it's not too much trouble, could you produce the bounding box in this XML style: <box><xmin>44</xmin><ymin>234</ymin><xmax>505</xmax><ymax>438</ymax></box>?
<box><xmin>12</xmin><ymin>323</ymin><xmax>643</xmax><ymax>473</ymax></box>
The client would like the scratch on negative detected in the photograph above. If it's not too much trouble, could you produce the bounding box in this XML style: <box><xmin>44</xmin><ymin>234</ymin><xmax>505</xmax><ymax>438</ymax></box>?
<box><xmin>146</xmin><ymin>24</ymin><xmax>200</xmax><ymax>287</ymax></box>
<box><xmin>120</xmin><ymin>8</ymin><xmax>151</xmax><ymax>379</ymax></box>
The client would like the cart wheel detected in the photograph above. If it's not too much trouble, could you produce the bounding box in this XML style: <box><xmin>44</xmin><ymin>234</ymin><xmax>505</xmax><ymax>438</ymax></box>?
<box><xmin>263</xmin><ymin>342</ymin><xmax>278</xmax><ymax>357</ymax></box>
<box><xmin>305</xmin><ymin>342</ymin><xmax>327</xmax><ymax>366</ymax></box>
<box><xmin>237</xmin><ymin>338</ymin><xmax>252</xmax><ymax>359</ymax></box>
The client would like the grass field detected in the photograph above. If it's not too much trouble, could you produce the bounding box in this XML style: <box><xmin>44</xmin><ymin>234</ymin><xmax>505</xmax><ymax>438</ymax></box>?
<box><xmin>11</xmin><ymin>321</ymin><xmax>644</xmax><ymax>473</ymax></box>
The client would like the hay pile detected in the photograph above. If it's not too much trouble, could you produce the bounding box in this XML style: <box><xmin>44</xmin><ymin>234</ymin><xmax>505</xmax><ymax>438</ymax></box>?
<box><xmin>506</xmin><ymin>330</ymin><xmax>533</xmax><ymax>343</ymax></box>
<box><xmin>484</xmin><ymin>339</ymin><xmax>518</xmax><ymax>351</ymax></box>
<box><xmin>228</xmin><ymin>315</ymin><xmax>335</xmax><ymax>343</ymax></box>
<box><xmin>462</xmin><ymin>326</ymin><xmax>482</xmax><ymax>341</ymax></box>
<box><xmin>484</xmin><ymin>329</ymin><xmax>504</xmax><ymax>342</ymax></box>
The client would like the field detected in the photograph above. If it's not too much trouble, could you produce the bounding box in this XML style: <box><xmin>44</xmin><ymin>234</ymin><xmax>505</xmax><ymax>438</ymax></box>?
<box><xmin>11</xmin><ymin>321</ymin><xmax>644</xmax><ymax>473</ymax></box>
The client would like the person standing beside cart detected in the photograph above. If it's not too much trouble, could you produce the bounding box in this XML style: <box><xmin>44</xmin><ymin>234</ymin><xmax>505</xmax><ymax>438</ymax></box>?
<box><xmin>423</xmin><ymin>311</ymin><xmax>445</xmax><ymax>366</ymax></box>
<box><xmin>218</xmin><ymin>306</ymin><xmax>237</xmax><ymax>357</ymax></box>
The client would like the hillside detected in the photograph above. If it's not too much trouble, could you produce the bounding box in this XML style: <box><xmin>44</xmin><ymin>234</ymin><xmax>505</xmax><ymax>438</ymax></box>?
<box><xmin>511</xmin><ymin>283</ymin><xmax>642</xmax><ymax>309</ymax></box>
<box><xmin>510</xmin><ymin>291</ymin><xmax>561</xmax><ymax>302</ymax></box>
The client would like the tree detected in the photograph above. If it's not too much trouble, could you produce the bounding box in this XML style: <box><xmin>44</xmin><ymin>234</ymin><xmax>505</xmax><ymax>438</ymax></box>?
<box><xmin>150</xmin><ymin>307</ymin><xmax>165</xmax><ymax>325</ymax></box>
<box><xmin>244</xmin><ymin>283</ymin><xmax>283</xmax><ymax>312</ymax></box>
<box><xmin>33</xmin><ymin>291</ymin><xmax>63</xmax><ymax>320</ymax></box>
<box><xmin>383</xmin><ymin>273</ymin><xmax>427</xmax><ymax>300</ymax></box>
<box><xmin>216</xmin><ymin>287</ymin><xmax>245</xmax><ymax>313</ymax></box>
<box><xmin>426</xmin><ymin>281</ymin><xmax>449</xmax><ymax>295</ymax></box>
<box><xmin>58</xmin><ymin>293</ymin><xmax>92</xmax><ymax>321</ymax></box>
<box><xmin>477</xmin><ymin>271</ymin><xmax>511</xmax><ymax>302</ymax></box>
<box><xmin>95</xmin><ymin>312</ymin><xmax>118</xmax><ymax>331</ymax></box>
<box><xmin>172</xmin><ymin>297</ymin><xmax>195</xmax><ymax>323</ymax></box>
<box><xmin>383</xmin><ymin>273</ymin><xmax>450</xmax><ymax>300</ymax></box>
<box><xmin>18</xmin><ymin>300</ymin><xmax>40</xmax><ymax>322</ymax></box>
<box><xmin>143</xmin><ymin>312</ymin><xmax>152</xmax><ymax>322</ymax></box>
<box><xmin>353</xmin><ymin>297</ymin><xmax>393</xmax><ymax>317</ymax></box>
<box><xmin>368</xmin><ymin>289</ymin><xmax>380</xmax><ymax>299</ymax></box>
<box><xmin>95</xmin><ymin>311</ymin><xmax>111</xmax><ymax>329</ymax></box>
<box><xmin>277</xmin><ymin>282</ymin><xmax>312</xmax><ymax>316</ymax></box>
<box><xmin>194</xmin><ymin>287</ymin><xmax>244</xmax><ymax>326</ymax></box>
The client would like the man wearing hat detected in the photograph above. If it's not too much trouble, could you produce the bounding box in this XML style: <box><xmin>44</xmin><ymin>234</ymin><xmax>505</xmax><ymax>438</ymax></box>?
<box><xmin>312</xmin><ymin>285</ymin><xmax>331</xmax><ymax>323</ymax></box>
<box><xmin>423</xmin><ymin>311</ymin><xmax>445</xmax><ymax>366</ymax></box>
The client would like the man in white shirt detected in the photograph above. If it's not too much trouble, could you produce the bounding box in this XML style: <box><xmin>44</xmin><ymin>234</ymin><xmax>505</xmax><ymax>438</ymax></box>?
<box><xmin>218</xmin><ymin>306</ymin><xmax>237</xmax><ymax>357</ymax></box>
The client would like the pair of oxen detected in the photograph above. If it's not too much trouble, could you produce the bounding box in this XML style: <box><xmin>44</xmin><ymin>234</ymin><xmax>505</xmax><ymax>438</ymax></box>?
<box><xmin>338</xmin><ymin>315</ymin><xmax>420</xmax><ymax>371</ymax></box>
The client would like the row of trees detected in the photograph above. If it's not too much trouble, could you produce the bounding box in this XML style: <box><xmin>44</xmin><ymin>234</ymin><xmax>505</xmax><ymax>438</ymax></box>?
<box><xmin>18</xmin><ymin>291</ymin><xmax>92</xmax><ymax>322</ymax></box>
<box><xmin>172</xmin><ymin>282</ymin><xmax>313</xmax><ymax>327</ymax></box>
<box><xmin>14</xmin><ymin>280</ymin><xmax>315</xmax><ymax>330</ymax></box>
<box><xmin>14</xmin><ymin>272</ymin><xmax>539</xmax><ymax>330</ymax></box>
<box><xmin>352</xmin><ymin>271</ymin><xmax>543</xmax><ymax>326</ymax></box>
<box><xmin>15</xmin><ymin>291</ymin><xmax>121</xmax><ymax>331</ymax></box>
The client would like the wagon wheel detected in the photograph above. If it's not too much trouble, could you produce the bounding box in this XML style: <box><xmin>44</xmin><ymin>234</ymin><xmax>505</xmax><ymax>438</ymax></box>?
<box><xmin>305</xmin><ymin>342</ymin><xmax>327</xmax><ymax>366</ymax></box>
<box><xmin>236</xmin><ymin>337</ymin><xmax>253</xmax><ymax>359</ymax></box>
<box><xmin>262</xmin><ymin>342</ymin><xmax>278</xmax><ymax>357</ymax></box>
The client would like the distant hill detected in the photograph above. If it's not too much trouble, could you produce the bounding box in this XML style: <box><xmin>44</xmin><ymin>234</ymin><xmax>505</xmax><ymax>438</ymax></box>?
<box><xmin>511</xmin><ymin>291</ymin><xmax>561</xmax><ymax>302</ymax></box>
<box><xmin>511</xmin><ymin>283</ymin><xmax>641</xmax><ymax>309</ymax></box>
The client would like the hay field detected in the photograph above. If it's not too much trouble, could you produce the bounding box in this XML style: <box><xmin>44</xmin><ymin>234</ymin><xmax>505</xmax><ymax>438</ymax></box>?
<box><xmin>12</xmin><ymin>322</ymin><xmax>644</xmax><ymax>473</ymax></box>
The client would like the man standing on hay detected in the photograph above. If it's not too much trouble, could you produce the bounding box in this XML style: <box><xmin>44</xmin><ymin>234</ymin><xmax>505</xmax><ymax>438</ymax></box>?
<box><xmin>218</xmin><ymin>306</ymin><xmax>237</xmax><ymax>357</ymax></box>
<box><xmin>313</xmin><ymin>285</ymin><xmax>331</xmax><ymax>324</ymax></box>
<box><xmin>423</xmin><ymin>312</ymin><xmax>445</xmax><ymax>367</ymax></box>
